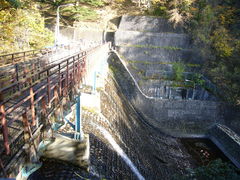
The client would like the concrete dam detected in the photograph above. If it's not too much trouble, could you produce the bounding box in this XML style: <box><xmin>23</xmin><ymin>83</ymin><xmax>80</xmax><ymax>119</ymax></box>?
<box><xmin>1</xmin><ymin>15</ymin><xmax>240</xmax><ymax>179</ymax></box>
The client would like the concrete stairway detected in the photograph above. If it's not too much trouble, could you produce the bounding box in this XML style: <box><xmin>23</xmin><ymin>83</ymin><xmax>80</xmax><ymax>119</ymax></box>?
<box><xmin>114</xmin><ymin>15</ymin><xmax>217</xmax><ymax>101</ymax></box>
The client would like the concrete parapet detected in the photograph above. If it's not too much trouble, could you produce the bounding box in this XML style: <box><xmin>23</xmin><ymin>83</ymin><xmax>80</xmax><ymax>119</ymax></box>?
<box><xmin>208</xmin><ymin>124</ymin><xmax>240</xmax><ymax>168</ymax></box>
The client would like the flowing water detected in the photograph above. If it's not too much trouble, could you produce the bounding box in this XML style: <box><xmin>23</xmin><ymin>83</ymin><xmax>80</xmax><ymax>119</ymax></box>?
<box><xmin>91</xmin><ymin>122</ymin><xmax>145</xmax><ymax>180</ymax></box>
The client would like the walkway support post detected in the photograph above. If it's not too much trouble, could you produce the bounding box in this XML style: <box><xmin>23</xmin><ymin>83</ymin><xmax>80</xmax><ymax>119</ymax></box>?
<box><xmin>15</xmin><ymin>64</ymin><xmax>20</xmax><ymax>91</ymax></box>
<box><xmin>0</xmin><ymin>104</ymin><xmax>10</xmax><ymax>155</ymax></box>
<box><xmin>41</xmin><ymin>96</ymin><xmax>48</xmax><ymax>139</ymax></box>
<box><xmin>0</xmin><ymin>158</ymin><xmax>7</xmax><ymax>177</ymax></box>
<box><xmin>30</xmin><ymin>87</ymin><xmax>36</xmax><ymax>126</ymax></box>
<box><xmin>58</xmin><ymin>64</ymin><xmax>62</xmax><ymax>97</ymax></box>
<box><xmin>22</xmin><ymin>111</ymin><xmax>31</xmax><ymax>163</ymax></box>
<box><xmin>74</xmin><ymin>93</ymin><xmax>83</xmax><ymax>140</ymax></box>
<box><xmin>47</xmin><ymin>70</ymin><xmax>51</xmax><ymax>106</ymax></box>
<box><xmin>22</xmin><ymin>111</ymin><xmax>38</xmax><ymax>163</ymax></box>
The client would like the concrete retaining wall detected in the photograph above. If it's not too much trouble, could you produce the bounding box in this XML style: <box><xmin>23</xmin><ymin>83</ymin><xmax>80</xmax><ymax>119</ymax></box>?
<box><xmin>109</xmin><ymin>52</ymin><xmax>224</xmax><ymax>136</ymax></box>
<box><xmin>61</xmin><ymin>27</ymin><xmax>104</xmax><ymax>44</ymax></box>
<box><xmin>117</xmin><ymin>46</ymin><xmax>203</xmax><ymax>64</ymax></box>
<box><xmin>118</xmin><ymin>15</ymin><xmax>185</xmax><ymax>33</ymax></box>
<box><xmin>208</xmin><ymin>124</ymin><xmax>240</xmax><ymax>168</ymax></box>
<box><xmin>115</xmin><ymin>30</ymin><xmax>190</xmax><ymax>48</ymax></box>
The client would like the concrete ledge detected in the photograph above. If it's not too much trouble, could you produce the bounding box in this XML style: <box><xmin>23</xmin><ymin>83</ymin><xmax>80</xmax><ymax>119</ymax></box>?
<box><xmin>208</xmin><ymin>124</ymin><xmax>240</xmax><ymax>168</ymax></box>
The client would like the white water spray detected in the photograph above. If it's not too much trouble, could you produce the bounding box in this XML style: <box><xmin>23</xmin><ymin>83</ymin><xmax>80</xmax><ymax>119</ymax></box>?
<box><xmin>91</xmin><ymin>122</ymin><xmax>145</xmax><ymax>180</ymax></box>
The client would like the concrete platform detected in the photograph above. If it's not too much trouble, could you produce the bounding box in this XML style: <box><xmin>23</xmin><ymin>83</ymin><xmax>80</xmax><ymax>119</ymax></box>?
<box><xmin>39</xmin><ymin>134</ymin><xmax>90</xmax><ymax>171</ymax></box>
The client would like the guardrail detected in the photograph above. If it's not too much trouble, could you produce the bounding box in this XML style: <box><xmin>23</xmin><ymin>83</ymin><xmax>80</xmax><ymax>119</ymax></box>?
<box><xmin>0</xmin><ymin>49</ymin><xmax>51</xmax><ymax>66</ymax></box>
<box><xmin>0</xmin><ymin>50</ymin><xmax>87</xmax><ymax>155</ymax></box>
<box><xmin>0</xmin><ymin>45</ymin><xmax>82</xmax><ymax>88</ymax></box>
<box><xmin>0</xmin><ymin>43</ymin><xmax>111</xmax><ymax>162</ymax></box>
<box><xmin>0</xmin><ymin>44</ymin><xmax>78</xmax><ymax>66</ymax></box>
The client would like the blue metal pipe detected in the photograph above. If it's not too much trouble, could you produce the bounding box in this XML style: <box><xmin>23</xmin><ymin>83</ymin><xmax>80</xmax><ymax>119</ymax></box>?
<box><xmin>64</xmin><ymin>118</ymin><xmax>75</xmax><ymax>130</ymax></box>
<box><xmin>75</xmin><ymin>95</ymin><xmax>81</xmax><ymax>133</ymax></box>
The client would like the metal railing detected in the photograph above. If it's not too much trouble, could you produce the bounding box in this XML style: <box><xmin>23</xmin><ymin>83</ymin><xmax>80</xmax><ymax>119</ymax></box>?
<box><xmin>0</xmin><ymin>43</ymin><xmax>111</xmax><ymax>166</ymax></box>
<box><xmin>0</xmin><ymin>44</ymin><xmax>80</xmax><ymax>66</ymax></box>
<box><xmin>0</xmin><ymin>49</ymin><xmax>50</xmax><ymax>66</ymax></box>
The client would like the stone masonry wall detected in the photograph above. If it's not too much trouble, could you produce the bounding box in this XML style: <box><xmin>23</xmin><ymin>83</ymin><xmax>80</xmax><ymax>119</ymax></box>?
<box><xmin>109</xmin><ymin>52</ymin><xmax>224</xmax><ymax>136</ymax></box>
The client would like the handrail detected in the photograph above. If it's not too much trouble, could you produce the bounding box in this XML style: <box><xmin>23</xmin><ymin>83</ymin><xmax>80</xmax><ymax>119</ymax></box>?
<box><xmin>0</xmin><ymin>42</ymin><xmax>111</xmax><ymax>159</ymax></box>
<box><xmin>0</xmin><ymin>44</ymin><xmax>81</xmax><ymax>66</ymax></box>
<box><xmin>0</xmin><ymin>48</ymin><xmax>49</xmax><ymax>66</ymax></box>
<box><xmin>0</xmin><ymin>48</ymin><xmax>85</xmax><ymax>94</ymax></box>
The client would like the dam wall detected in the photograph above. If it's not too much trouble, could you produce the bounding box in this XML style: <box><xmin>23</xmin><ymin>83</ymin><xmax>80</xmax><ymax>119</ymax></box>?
<box><xmin>81</xmin><ymin>72</ymin><xmax>195</xmax><ymax>179</ymax></box>
<box><xmin>109</xmin><ymin>52</ymin><xmax>224</xmax><ymax>136</ymax></box>
<box><xmin>108</xmin><ymin>51</ymin><xmax>240</xmax><ymax>168</ymax></box>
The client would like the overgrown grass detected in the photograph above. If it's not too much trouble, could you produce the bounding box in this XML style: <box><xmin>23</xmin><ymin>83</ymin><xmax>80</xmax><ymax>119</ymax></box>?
<box><xmin>79</xmin><ymin>0</ymin><xmax>105</xmax><ymax>7</ymax></box>
<box><xmin>129</xmin><ymin>63</ymin><xmax>146</xmax><ymax>76</ymax></box>
<box><xmin>63</xmin><ymin>6</ymin><xmax>98</xmax><ymax>21</ymax></box>
<box><xmin>119</xmin><ymin>54</ymin><xmax>212</xmax><ymax>91</ymax></box>
<box><xmin>146</xmin><ymin>4</ymin><xmax>168</xmax><ymax>17</ymax></box>
<box><xmin>173</xmin><ymin>62</ymin><xmax>185</xmax><ymax>81</ymax></box>
<box><xmin>170</xmin><ymin>82</ymin><xmax>194</xmax><ymax>88</ymax></box>
<box><xmin>173</xmin><ymin>159</ymin><xmax>240</xmax><ymax>180</ymax></box>
<box><xmin>109</xmin><ymin>64</ymin><xmax>119</xmax><ymax>73</ymax></box>
<box><xmin>127</xmin><ymin>59</ymin><xmax>200</xmax><ymax>68</ymax></box>
<box><xmin>121</xmin><ymin>44</ymin><xmax>184</xmax><ymax>50</ymax></box>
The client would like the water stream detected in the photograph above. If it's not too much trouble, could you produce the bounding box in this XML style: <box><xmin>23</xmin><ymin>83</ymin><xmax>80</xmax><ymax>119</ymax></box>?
<box><xmin>91</xmin><ymin>122</ymin><xmax>145</xmax><ymax>180</ymax></box>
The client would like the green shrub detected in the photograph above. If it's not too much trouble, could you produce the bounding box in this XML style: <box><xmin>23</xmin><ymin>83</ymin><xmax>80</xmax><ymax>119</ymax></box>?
<box><xmin>211</xmin><ymin>27</ymin><xmax>234</xmax><ymax>58</ymax></box>
<box><xmin>173</xmin><ymin>62</ymin><xmax>185</xmax><ymax>81</ymax></box>
<box><xmin>173</xmin><ymin>159</ymin><xmax>240</xmax><ymax>180</ymax></box>
<box><xmin>79</xmin><ymin>0</ymin><xmax>104</xmax><ymax>7</ymax></box>
<box><xmin>151</xmin><ymin>5</ymin><xmax>168</xmax><ymax>16</ymax></box>
<box><xmin>63</xmin><ymin>6</ymin><xmax>98</xmax><ymax>21</ymax></box>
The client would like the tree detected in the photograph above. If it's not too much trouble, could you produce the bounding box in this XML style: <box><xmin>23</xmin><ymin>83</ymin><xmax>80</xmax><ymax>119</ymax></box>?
<box><xmin>0</xmin><ymin>0</ymin><xmax>54</xmax><ymax>54</ymax></box>
<box><xmin>0</xmin><ymin>0</ymin><xmax>21</xmax><ymax>10</ymax></box>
